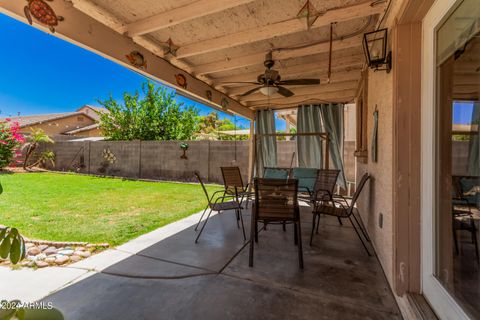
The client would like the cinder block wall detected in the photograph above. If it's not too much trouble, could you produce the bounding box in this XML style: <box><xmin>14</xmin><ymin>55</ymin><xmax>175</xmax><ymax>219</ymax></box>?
<box><xmin>38</xmin><ymin>140</ymin><xmax>356</xmax><ymax>184</ymax></box>
<box><xmin>38</xmin><ymin>141</ymin><xmax>256</xmax><ymax>183</ymax></box>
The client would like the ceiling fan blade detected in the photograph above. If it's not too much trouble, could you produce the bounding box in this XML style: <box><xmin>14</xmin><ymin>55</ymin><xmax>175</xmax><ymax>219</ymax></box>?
<box><xmin>221</xmin><ymin>81</ymin><xmax>260</xmax><ymax>85</ymax></box>
<box><xmin>238</xmin><ymin>86</ymin><xmax>262</xmax><ymax>97</ymax></box>
<box><xmin>277</xmin><ymin>79</ymin><xmax>320</xmax><ymax>86</ymax></box>
<box><xmin>277</xmin><ymin>86</ymin><xmax>295</xmax><ymax>97</ymax></box>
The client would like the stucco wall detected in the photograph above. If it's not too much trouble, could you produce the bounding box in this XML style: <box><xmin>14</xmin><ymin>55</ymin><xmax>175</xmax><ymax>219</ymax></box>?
<box><xmin>71</xmin><ymin>127</ymin><xmax>103</xmax><ymax>137</ymax></box>
<box><xmin>356</xmin><ymin>67</ymin><xmax>394</xmax><ymax>284</ymax></box>
<box><xmin>354</xmin><ymin>0</ymin><xmax>408</xmax><ymax>290</ymax></box>
<box><xmin>20</xmin><ymin>115</ymin><xmax>96</xmax><ymax>136</ymax></box>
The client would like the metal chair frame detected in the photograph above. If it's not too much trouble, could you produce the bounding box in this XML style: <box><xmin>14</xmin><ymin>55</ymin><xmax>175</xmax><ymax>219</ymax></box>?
<box><xmin>452</xmin><ymin>203</ymin><xmax>479</xmax><ymax>262</ymax></box>
<box><xmin>220</xmin><ymin>166</ymin><xmax>252</xmax><ymax>208</ymax></box>
<box><xmin>310</xmin><ymin>173</ymin><xmax>372</xmax><ymax>256</ymax></box>
<box><xmin>310</xmin><ymin>169</ymin><xmax>342</xmax><ymax>230</ymax></box>
<box><xmin>249</xmin><ymin>178</ymin><xmax>303</xmax><ymax>269</ymax></box>
<box><xmin>194</xmin><ymin>171</ymin><xmax>246</xmax><ymax>243</ymax></box>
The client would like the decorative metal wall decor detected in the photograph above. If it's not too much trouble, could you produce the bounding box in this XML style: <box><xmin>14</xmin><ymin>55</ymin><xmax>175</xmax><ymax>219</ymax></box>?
<box><xmin>206</xmin><ymin>90</ymin><xmax>212</xmax><ymax>101</ymax></box>
<box><xmin>125</xmin><ymin>51</ymin><xmax>147</xmax><ymax>69</ymax></box>
<box><xmin>175</xmin><ymin>74</ymin><xmax>187</xmax><ymax>89</ymax></box>
<box><xmin>162</xmin><ymin>38</ymin><xmax>179</xmax><ymax>56</ymax></box>
<box><xmin>180</xmin><ymin>142</ymin><xmax>189</xmax><ymax>159</ymax></box>
<box><xmin>24</xmin><ymin>0</ymin><xmax>64</xmax><ymax>33</ymax></box>
<box><xmin>220</xmin><ymin>97</ymin><xmax>229</xmax><ymax>110</ymax></box>
<box><xmin>102</xmin><ymin>148</ymin><xmax>117</xmax><ymax>164</ymax></box>
<box><xmin>296</xmin><ymin>0</ymin><xmax>322</xmax><ymax>29</ymax></box>
<box><xmin>371</xmin><ymin>106</ymin><xmax>378</xmax><ymax>163</ymax></box>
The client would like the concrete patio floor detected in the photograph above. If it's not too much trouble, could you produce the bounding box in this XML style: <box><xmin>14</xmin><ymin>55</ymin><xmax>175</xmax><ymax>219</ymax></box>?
<box><xmin>41</xmin><ymin>206</ymin><xmax>401</xmax><ymax>319</ymax></box>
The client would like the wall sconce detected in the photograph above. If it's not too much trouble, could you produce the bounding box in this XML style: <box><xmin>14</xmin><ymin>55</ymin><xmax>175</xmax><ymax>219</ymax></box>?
<box><xmin>363</xmin><ymin>28</ymin><xmax>392</xmax><ymax>73</ymax></box>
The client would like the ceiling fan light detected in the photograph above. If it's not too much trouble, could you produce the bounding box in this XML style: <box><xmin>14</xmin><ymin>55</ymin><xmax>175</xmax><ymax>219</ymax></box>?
<box><xmin>259</xmin><ymin>86</ymin><xmax>279</xmax><ymax>96</ymax></box>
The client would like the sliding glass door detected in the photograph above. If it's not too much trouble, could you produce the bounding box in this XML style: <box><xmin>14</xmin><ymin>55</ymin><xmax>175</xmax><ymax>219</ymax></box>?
<box><xmin>423</xmin><ymin>0</ymin><xmax>480</xmax><ymax>319</ymax></box>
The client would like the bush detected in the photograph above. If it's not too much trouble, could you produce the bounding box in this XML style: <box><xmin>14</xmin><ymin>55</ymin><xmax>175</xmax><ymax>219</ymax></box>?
<box><xmin>0</xmin><ymin>119</ymin><xmax>24</xmax><ymax>169</ymax></box>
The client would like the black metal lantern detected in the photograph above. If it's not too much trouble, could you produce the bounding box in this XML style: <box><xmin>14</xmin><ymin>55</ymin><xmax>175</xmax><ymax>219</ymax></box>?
<box><xmin>363</xmin><ymin>28</ymin><xmax>391</xmax><ymax>73</ymax></box>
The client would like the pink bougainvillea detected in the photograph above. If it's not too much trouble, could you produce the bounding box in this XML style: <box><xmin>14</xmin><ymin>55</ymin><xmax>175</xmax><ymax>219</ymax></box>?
<box><xmin>0</xmin><ymin>119</ymin><xmax>25</xmax><ymax>169</ymax></box>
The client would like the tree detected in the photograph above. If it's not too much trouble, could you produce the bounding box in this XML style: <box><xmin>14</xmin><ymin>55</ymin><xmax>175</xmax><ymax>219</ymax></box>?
<box><xmin>98</xmin><ymin>82</ymin><xmax>199</xmax><ymax>141</ymax></box>
<box><xmin>22</xmin><ymin>128</ymin><xmax>54</xmax><ymax>169</ymax></box>
<box><xmin>196</xmin><ymin>112</ymin><xmax>248</xmax><ymax>141</ymax></box>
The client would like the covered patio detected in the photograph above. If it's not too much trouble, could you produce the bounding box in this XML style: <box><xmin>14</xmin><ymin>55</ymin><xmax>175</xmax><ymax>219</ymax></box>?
<box><xmin>41</xmin><ymin>206</ymin><xmax>400</xmax><ymax>319</ymax></box>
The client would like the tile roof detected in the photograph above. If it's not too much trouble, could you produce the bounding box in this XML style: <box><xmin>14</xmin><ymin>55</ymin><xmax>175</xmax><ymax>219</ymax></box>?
<box><xmin>0</xmin><ymin>112</ymin><xmax>95</xmax><ymax>128</ymax></box>
<box><xmin>76</xmin><ymin>105</ymin><xmax>107</xmax><ymax>113</ymax></box>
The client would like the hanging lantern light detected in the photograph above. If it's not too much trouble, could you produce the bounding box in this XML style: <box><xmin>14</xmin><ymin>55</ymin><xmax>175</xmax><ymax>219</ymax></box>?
<box><xmin>363</xmin><ymin>28</ymin><xmax>391</xmax><ymax>73</ymax></box>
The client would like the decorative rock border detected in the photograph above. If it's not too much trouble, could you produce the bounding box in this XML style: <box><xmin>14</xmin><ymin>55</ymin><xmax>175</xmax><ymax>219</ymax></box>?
<box><xmin>0</xmin><ymin>239</ymin><xmax>109</xmax><ymax>268</ymax></box>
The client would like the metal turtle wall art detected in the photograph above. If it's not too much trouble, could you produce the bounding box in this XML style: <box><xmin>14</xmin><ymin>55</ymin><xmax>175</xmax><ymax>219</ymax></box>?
<box><xmin>175</xmin><ymin>74</ymin><xmax>187</xmax><ymax>89</ymax></box>
<box><xmin>24</xmin><ymin>0</ymin><xmax>64</xmax><ymax>33</ymax></box>
<box><xmin>125</xmin><ymin>51</ymin><xmax>147</xmax><ymax>69</ymax></box>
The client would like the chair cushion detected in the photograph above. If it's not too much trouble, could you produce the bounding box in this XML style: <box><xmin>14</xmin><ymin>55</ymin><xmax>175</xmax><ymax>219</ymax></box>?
<box><xmin>292</xmin><ymin>168</ymin><xmax>318</xmax><ymax>194</ymax></box>
<box><xmin>264</xmin><ymin>168</ymin><xmax>289</xmax><ymax>179</ymax></box>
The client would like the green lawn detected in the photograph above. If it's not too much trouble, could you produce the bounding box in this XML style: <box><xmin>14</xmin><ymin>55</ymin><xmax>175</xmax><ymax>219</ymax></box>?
<box><xmin>0</xmin><ymin>173</ymin><xmax>221</xmax><ymax>246</ymax></box>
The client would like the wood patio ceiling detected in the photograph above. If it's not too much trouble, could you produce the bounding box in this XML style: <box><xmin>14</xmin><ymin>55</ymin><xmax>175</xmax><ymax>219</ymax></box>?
<box><xmin>67</xmin><ymin>0</ymin><xmax>386</xmax><ymax>109</ymax></box>
<box><xmin>71</xmin><ymin>0</ymin><xmax>386</xmax><ymax>108</ymax></box>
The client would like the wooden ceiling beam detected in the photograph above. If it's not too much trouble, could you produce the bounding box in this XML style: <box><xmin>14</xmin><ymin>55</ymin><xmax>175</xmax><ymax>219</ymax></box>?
<box><xmin>240</xmin><ymin>80</ymin><xmax>358</xmax><ymax>102</ymax></box>
<box><xmin>69</xmin><ymin>0</ymin><xmax>126</xmax><ymax>33</ymax></box>
<box><xmin>453</xmin><ymin>74</ymin><xmax>480</xmax><ymax>85</ymax></box>
<box><xmin>69</xmin><ymin>0</ymin><xmax>218</xmax><ymax>82</ymax></box>
<box><xmin>248</xmin><ymin>90</ymin><xmax>357</xmax><ymax>108</ymax></box>
<box><xmin>176</xmin><ymin>1</ymin><xmax>385</xmax><ymax>59</ymax></box>
<box><xmin>217</xmin><ymin>54</ymin><xmax>364</xmax><ymax>86</ymax></box>
<box><xmin>126</xmin><ymin>0</ymin><xmax>256</xmax><ymax>37</ymax></box>
<box><xmin>194</xmin><ymin>36</ymin><xmax>363</xmax><ymax>75</ymax></box>
<box><xmin>70</xmin><ymin>0</ymin><xmax>168</xmax><ymax>59</ymax></box>
<box><xmin>228</xmin><ymin>71</ymin><xmax>361</xmax><ymax>96</ymax></box>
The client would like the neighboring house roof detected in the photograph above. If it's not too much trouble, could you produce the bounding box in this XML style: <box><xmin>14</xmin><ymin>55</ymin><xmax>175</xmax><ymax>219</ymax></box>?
<box><xmin>0</xmin><ymin>112</ymin><xmax>96</xmax><ymax>128</ymax></box>
<box><xmin>453</xmin><ymin>124</ymin><xmax>479</xmax><ymax>133</ymax></box>
<box><xmin>76</xmin><ymin>105</ymin><xmax>107</xmax><ymax>113</ymax></box>
<box><xmin>218</xmin><ymin>129</ymin><xmax>250</xmax><ymax>136</ymax></box>
<box><xmin>64</xmin><ymin>123</ymin><xmax>100</xmax><ymax>135</ymax></box>
<box><xmin>76</xmin><ymin>105</ymin><xmax>109</xmax><ymax>121</ymax></box>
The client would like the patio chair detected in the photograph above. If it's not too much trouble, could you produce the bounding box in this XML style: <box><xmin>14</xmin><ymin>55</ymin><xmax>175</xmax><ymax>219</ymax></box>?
<box><xmin>194</xmin><ymin>171</ymin><xmax>246</xmax><ymax>243</ymax></box>
<box><xmin>452</xmin><ymin>207</ymin><xmax>479</xmax><ymax>262</ymax></box>
<box><xmin>311</xmin><ymin>169</ymin><xmax>342</xmax><ymax>231</ymax></box>
<box><xmin>310</xmin><ymin>173</ymin><xmax>372</xmax><ymax>256</ymax></box>
<box><xmin>221</xmin><ymin>166</ymin><xmax>252</xmax><ymax>207</ymax></box>
<box><xmin>249</xmin><ymin>178</ymin><xmax>303</xmax><ymax>268</ymax></box>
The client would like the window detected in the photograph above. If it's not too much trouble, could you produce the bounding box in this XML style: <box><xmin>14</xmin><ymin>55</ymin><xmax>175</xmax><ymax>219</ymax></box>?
<box><xmin>354</xmin><ymin>69</ymin><xmax>368</xmax><ymax>163</ymax></box>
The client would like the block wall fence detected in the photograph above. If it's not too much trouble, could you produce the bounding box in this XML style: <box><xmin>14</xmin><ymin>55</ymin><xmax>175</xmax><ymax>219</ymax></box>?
<box><xmin>38</xmin><ymin>140</ymin><xmax>357</xmax><ymax>184</ymax></box>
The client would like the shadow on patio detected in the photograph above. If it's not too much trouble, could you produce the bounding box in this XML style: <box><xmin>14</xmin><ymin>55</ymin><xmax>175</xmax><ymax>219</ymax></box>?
<box><xmin>42</xmin><ymin>206</ymin><xmax>401</xmax><ymax>319</ymax></box>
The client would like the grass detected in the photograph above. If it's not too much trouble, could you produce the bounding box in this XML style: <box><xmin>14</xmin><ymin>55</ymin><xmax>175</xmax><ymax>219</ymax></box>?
<box><xmin>0</xmin><ymin>172</ymin><xmax>221</xmax><ymax>246</ymax></box>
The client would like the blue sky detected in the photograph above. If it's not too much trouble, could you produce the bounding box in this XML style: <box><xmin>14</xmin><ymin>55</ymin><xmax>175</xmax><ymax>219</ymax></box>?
<box><xmin>0</xmin><ymin>13</ymin><xmax>290</xmax><ymax>130</ymax></box>
<box><xmin>453</xmin><ymin>101</ymin><xmax>476</xmax><ymax>124</ymax></box>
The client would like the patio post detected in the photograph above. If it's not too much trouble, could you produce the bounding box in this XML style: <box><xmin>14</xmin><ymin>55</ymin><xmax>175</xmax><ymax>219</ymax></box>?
<box><xmin>248</xmin><ymin>119</ymin><xmax>255</xmax><ymax>183</ymax></box>
<box><xmin>325</xmin><ymin>133</ymin><xmax>330</xmax><ymax>169</ymax></box>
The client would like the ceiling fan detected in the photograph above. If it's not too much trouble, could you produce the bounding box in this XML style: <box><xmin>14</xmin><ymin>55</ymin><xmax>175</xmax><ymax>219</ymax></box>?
<box><xmin>222</xmin><ymin>52</ymin><xmax>320</xmax><ymax>98</ymax></box>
